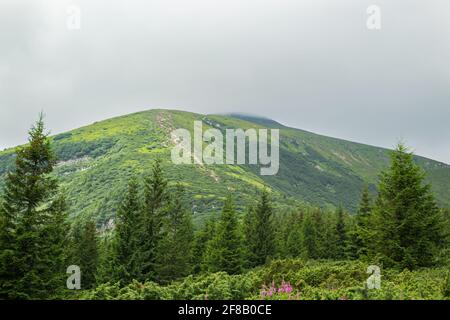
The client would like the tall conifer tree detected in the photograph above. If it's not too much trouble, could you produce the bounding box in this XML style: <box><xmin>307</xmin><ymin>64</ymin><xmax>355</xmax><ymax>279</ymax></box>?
<box><xmin>252</xmin><ymin>190</ymin><xmax>275</xmax><ymax>266</ymax></box>
<box><xmin>139</xmin><ymin>159</ymin><xmax>168</xmax><ymax>280</ymax></box>
<box><xmin>301</xmin><ymin>213</ymin><xmax>319</xmax><ymax>259</ymax></box>
<box><xmin>0</xmin><ymin>114</ymin><xmax>68</xmax><ymax>299</ymax></box>
<box><xmin>372</xmin><ymin>143</ymin><xmax>447</xmax><ymax>268</ymax></box>
<box><xmin>112</xmin><ymin>178</ymin><xmax>141</xmax><ymax>284</ymax></box>
<box><xmin>155</xmin><ymin>185</ymin><xmax>194</xmax><ymax>282</ymax></box>
<box><xmin>204</xmin><ymin>195</ymin><xmax>243</xmax><ymax>274</ymax></box>
<box><xmin>193</xmin><ymin>218</ymin><xmax>216</xmax><ymax>274</ymax></box>
<box><xmin>335</xmin><ymin>206</ymin><xmax>347</xmax><ymax>259</ymax></box>
<box><xmin>69</xmin><ymin>219</ymin><xmax>99</xmax><ymax>289</ymax></box>
<box><xmin>348</xmin><ymin>186</ymin><xmax>373</xmax><ymax>259</ymax></box>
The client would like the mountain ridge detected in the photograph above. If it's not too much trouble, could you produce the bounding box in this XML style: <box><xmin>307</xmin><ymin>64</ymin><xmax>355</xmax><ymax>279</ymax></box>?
<box><xmin>0</xmin><ymin>109</ymin><xmax>448</xmax><ymax>226</ymax></box>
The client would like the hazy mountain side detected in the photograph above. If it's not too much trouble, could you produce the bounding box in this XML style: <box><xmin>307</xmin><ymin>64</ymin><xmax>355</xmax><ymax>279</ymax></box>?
<box><xmin>0</xmin><ymin>109</ymin><xmax>448</xmax><ymax>227</ymax></box>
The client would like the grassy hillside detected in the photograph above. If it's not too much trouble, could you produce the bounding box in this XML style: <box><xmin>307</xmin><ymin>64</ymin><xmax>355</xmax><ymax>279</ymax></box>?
<box><xmin>0</xmin><ymin>109</ymin><xmax>449</xmax><ymax>227</ymax></box>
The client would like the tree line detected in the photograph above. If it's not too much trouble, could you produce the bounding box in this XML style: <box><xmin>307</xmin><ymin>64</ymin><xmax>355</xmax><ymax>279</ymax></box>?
<box><xmin>0</xmin><ymin>116</ymin><xmax>448</xmax><ymax>299</ymax></box>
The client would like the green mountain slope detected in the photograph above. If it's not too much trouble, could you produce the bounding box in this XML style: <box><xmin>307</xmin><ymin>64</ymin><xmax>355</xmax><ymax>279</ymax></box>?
<box><xmin>0</xmin><ymin>109</ymin><xmax>449</xmax><ymax>226</ymax></box>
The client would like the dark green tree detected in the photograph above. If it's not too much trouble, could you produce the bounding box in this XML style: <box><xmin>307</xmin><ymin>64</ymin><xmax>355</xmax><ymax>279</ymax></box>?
<box><xmin>318</xmin><ymin>211</ymin><xmax>335</xmax><ymax>259</ymax></box>
<box><xmin>69</xmin><ymin>219</ymin><xmax>99</xmax><ymax>289</ymax></box>
<box><xmin>111</xmin><ymin>178</ymin><xmax>142</xmax><ymax>284</ymax></box>
<box><xmin>250</xmin><ymin>190</ymin><xmax>275</xmax><ymax>266</ymax></box>
<box><xmin>358</xmin><ymin>186</ymin><xmax>372</xmax><ymax>217</ymax></box>
<box><xmin>312</xmin><ymin>209</ymin><xmax>329</xmax><ymax>259</ymax></box>
<box><xmin>348</xmin><ymin>186</ymin><xmax>373</xmax><ymax>259</ymax></box>
<box><xmin>301</xmin><ymin>212</ymin><xmax>319</xmax><ymax>259</ymax></box>
<box><xmin>155</xmin><ymin>185</ymin><xmax>194</xmax><ymax>283</ymax></box>
<box><xmin>334</xmin><ymin>206</ymin><xmax>347</xmax><ymax>259</ymax></box>
<box><xmin>139</xmin><ymin>159</ymin><xmax>169</xmax><ymax>281</ymax></box>
<box><xmin>0</xmin><ymin>114</ymin><xmax>68</xmax><ymax>299</ymax></box>
<box><xmin>95</xmin><ymin>232</ymin><xmax>115</xmax><ymax>285</ymax></box>
<box><xmin>285</xmin><ymin>211</ymin><xmax>304</xmax><ymax>258</ymax></box>
<box><xmin>192</xmin><ymin>218</ymin><xmax>216</xmax><ymax>274</ymax></box>
<box><xmin>243</xmin><ymin>205</ymin><xmax>257</xmax><ymax>267</ymax></box>
<box><xmin>41</xmin><ymin>192</ymin><xmax>70</xmax><ymax>295</ymax></box>
<box><xmin>372</xmin><ymin>143</ymin><xmax>447</xmax><ymax>269</ymax></box>
<box><xmin>204</xmin><ymin>195</ymin><xmax>243</xmax><ymax>274</ymax></box>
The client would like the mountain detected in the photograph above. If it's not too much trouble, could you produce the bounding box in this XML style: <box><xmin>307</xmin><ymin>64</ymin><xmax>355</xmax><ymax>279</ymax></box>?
<box><xmin>0</xmin><ymin>109</ymin><xmax>449</xmax><ymax>226</ymax></box>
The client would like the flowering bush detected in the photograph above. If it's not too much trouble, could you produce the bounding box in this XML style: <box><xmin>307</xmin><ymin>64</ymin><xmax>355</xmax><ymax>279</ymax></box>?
<box><xmin>260</xmin><ymin>281</ymin><xmax>298</xmax><ymax>300</ymax></box>
<box><xmin>76</xmin><ymin>259</ymin><xmax>450</xmax><ymax>300</ymax></box>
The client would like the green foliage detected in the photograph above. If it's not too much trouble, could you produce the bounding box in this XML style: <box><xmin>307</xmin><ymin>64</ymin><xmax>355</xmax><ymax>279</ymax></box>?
<box><xmin>192</xmin><ymin>218</ymin><xmax>216</xmax><ymax>274</ymax></box>
<box><xmin>69</xmin><ymin>219</ymin><xmax>99</xmax><ymax>289</ymax></box>
<box><xmin>347</xmin><ymin>186</ymin><xmax>373</xmax><ymax>259</ymax></box>
<box><xmin>301</xmin><ymin>213</ymin><xmax>320</xmax><ymax>260</ymax></box>
<box><xmin>155</xmin><ymin>184</ymin><xmax>194</xmax><ymax>283</ymax></box>
<box><xmin>110</xmin><ymin>178</ymin><xmax>142</xmax><ymax>284</ymax></box>
<box><xmin>0</xmin><ymin>112</ymin><xmax>449</xmax><ymax>300</ymax></box>
<box><xmin>95</xmin><ymin>233</ymin><xmax>115</xmax><ymax>285</ymax></box>
<box><xmin>246</xmin><ymin>191</ymin><xmax>276</xmax><ymax>267</ymax></box>
<box><xmin>204</xmin><ymin>195</ymin><xmax>244</xmax><ymax>274</ymax></box>
<box><xmin>370</xmin><ymin>144</ymin><xmax>448</xmax><ymax>269</ymax></box>
<box><xmin>0</xmin><ymin>114</ymin><xmax>69</xmax><ymax>299</ymax></box>
<box><xmin>281</xmin><ymin>211</ymin><xmax>303</xmax><ymax>258</ymax></box>
<box><xmin>138</xmin><ymin>159</ymin><xmax>169</xmax><ymax>281</ymax></box>
<box><xmin>1</xmin><ymin>109</ymin><xmax>449</xmax><ymax>226</ymax></box>
<box><xmin>334</xmin><ymin>207</ymin><xmax>347</xmax><ymax>259</ymax></box>
<box><xmin>77</xmin><ymin>259</ymin><xmax>449</xmax><ymax>300</ymax></box>
<box><xmin>54</xmin><ymin>138</ymin><xmax>116</xmax><ymax>161</ymax></box>
<box><xmin>103</xmin><ymin>162</ymin><xmax>196</xmax><ymax>285</ymax></box>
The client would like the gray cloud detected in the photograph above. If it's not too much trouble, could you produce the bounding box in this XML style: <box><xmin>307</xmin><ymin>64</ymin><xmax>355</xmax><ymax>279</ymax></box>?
<box><xmin>1</xmin><ymin>0</ymin><xmax>449</xmax><ymax>163</ymax></box>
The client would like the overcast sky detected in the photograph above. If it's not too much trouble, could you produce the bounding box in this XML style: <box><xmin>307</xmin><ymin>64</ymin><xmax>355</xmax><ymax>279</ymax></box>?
<box><xmin>1</xmin><ymin>0</ymin><xmax>449</xmax><ymax>163</ymax></box>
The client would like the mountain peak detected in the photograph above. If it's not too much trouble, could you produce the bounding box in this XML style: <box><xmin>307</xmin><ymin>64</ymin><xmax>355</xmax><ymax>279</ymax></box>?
<box><xmin>1</xmin><ymin>108</ymin><xmax>449</xmax><ymax>225</ymax></box>
<box><xmin>220</xmin><ymin>113</ymin><xmax>285</xmax><ymax>128</ymax></box>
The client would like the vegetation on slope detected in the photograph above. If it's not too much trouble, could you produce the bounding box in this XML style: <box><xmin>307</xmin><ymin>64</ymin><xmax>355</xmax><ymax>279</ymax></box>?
<box><xmin>0</xmin><ymin>109</ymin><xmax>449</xmax><ymax>228</ymax></box>
<box><xmin>0</xmin><ymin>115</ymin><xmax>448</xmax><ymax>300</ymax></box>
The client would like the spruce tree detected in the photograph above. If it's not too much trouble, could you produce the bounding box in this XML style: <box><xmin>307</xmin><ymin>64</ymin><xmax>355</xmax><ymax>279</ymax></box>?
<box><xmin>0</xmin><ymin>114</ymin><xmax>68</xmax><ymax>299</ymax></box>
<box><xmin>251</xmin><ymin>190</ymin><xmax>275</xmax><ymax>266</ymax></box>
<box><xmin>334</xmin><ymin>206</ymin><xmax>347</xmax><ymax>259</ymax></box>
<box><xmin>41</xmin><ymin>192</ymin><xmax>70</xmax><ymax>295</ymax></box>
<box><xmin>112</xmin><ymin>178</ymin><xmax>141</xmax><ymax>284</ymax></box>
<box><xmin>155</xmin><ymin>185</ymin><xmax>194</xmax><ymax>283</ymax></box>
<box><xmin>348</xmin><ymin>186</ymin><xmax>373</xmax><ymax>259</ymax></box>
<box><xmin>78</xmin><ymin>220</ymin><xmax>99</xmax><ymax>289</ymax></box>
<box><xmin>372</xmin><ymin>143</ymin><xmax>447</xmax><ymax>269</ymax></box>
<box><xmin>204</xmin><ymin>195</ymin><xmax>243</xmax><ymax>274</ymax></box>
<box><xmin>312</xmin><ymin>209</ymin><xmax>328</xmax><ymax>259</ymax></box>
<box><xmin>95</xmin><ymin>232</ymin><xmax>115</xmax><ymax>285</ymax></box>
<box><xmin>68</xmin><ymin>219</ymin><xmax>99</xmax><ymax>289</ymax></box>
<box><xmin>285</xmin><ymin>215</ymin><xmax>303</xmax><ymax>258</ymax></box>
<box><xmin>358</xmin><ymin>186</ymin><xmax>372</xmax><ymax>216</ymax></box>
<box><xmin>243</xmin><ymin>205</ymin><xmax>258</xmax><ymax>267</ymax></box>
<box><xmin>192</xmin><ymin>218</ymin><xmax>216</xmax><ymax>274</ymax></box>
<box><xmin>320</xmin><ymin>211</ymin><xmax>336</xmax><ymax>259</ymax></box>
<box><xmin>139</xmin><ymin>159</ymin><xmax>169</xmax><ymax>281</ymax></box>
<box><xmin>301</xmin><ymin>213</ymin><xmax>319</xmax><ymax>259</ymax></box>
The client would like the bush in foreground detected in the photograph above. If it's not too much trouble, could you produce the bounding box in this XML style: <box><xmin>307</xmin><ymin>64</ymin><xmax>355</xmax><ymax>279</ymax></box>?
<box><xmin>74</xmin><ymin>259</ymin><xmax>449</xmax><ymax>300</ymax></box>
